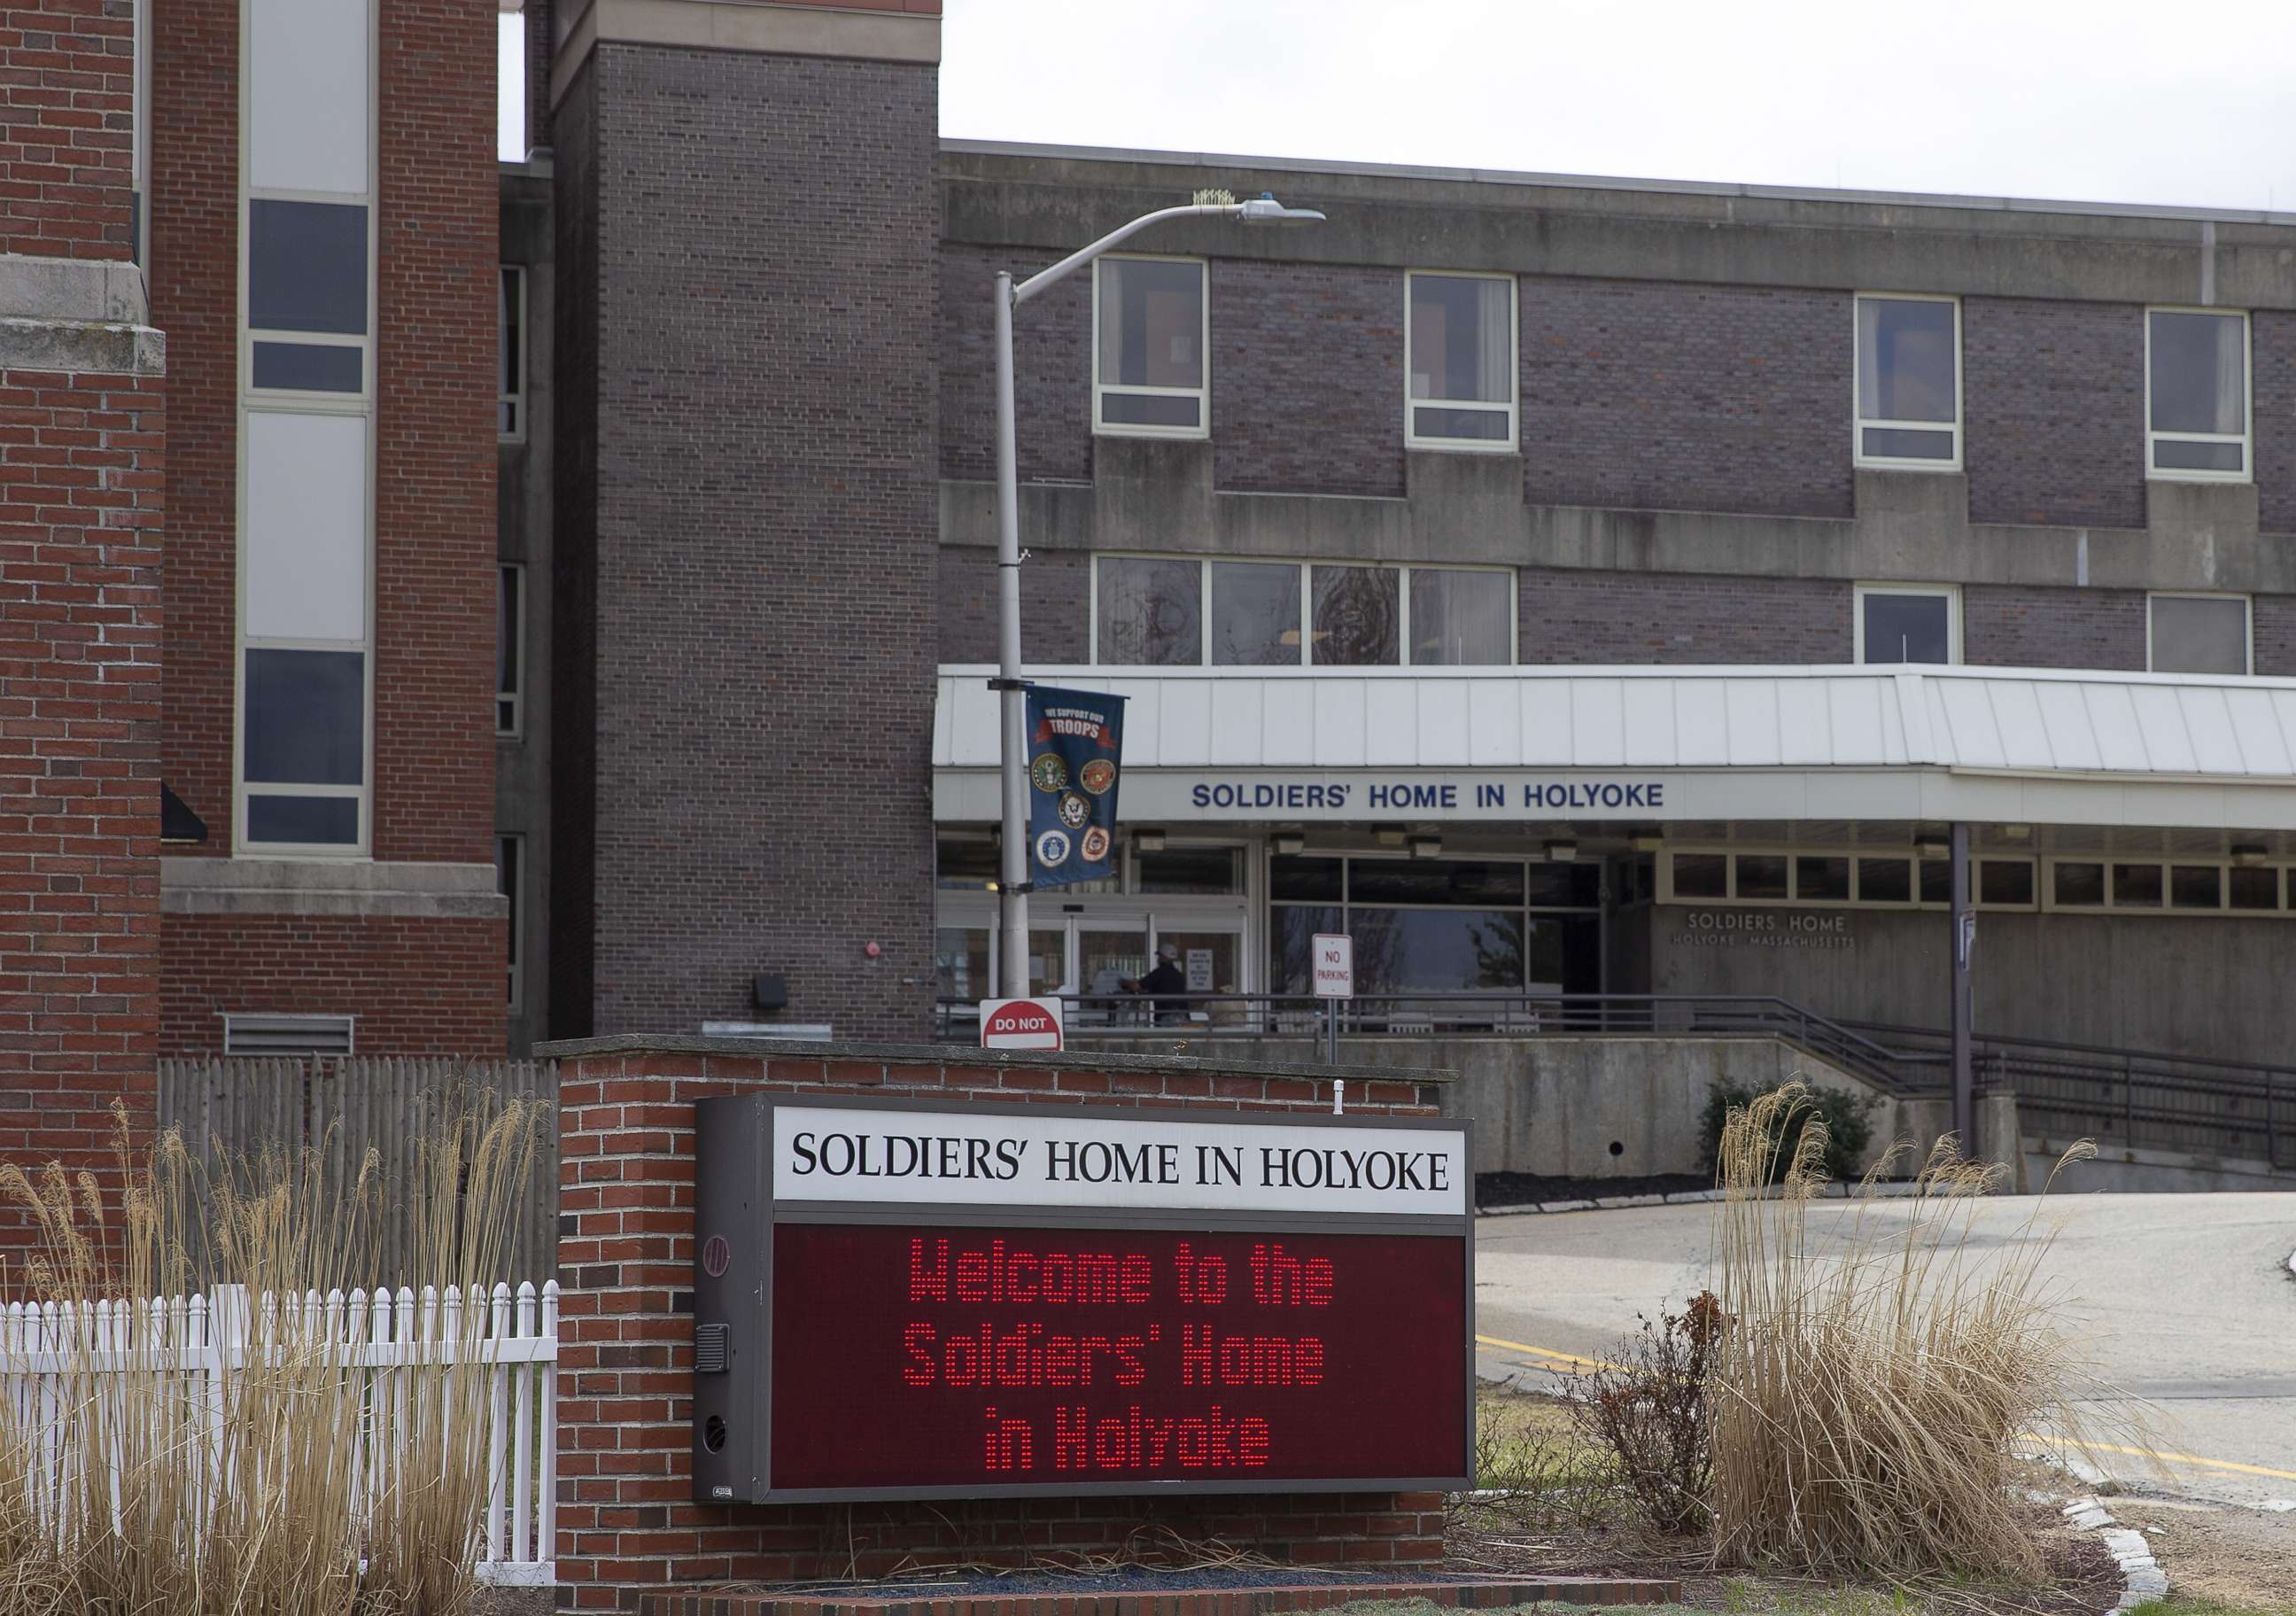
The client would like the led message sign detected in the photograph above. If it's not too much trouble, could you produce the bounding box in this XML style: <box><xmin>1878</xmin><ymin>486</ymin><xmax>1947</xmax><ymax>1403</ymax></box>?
<box><xmin>693</xmin><ymin>1096</ymin><xmax>1473</xmax><ymax>1503</ymax></box>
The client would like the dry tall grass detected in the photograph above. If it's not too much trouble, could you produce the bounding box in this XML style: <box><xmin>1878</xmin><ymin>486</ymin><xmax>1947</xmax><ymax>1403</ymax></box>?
<box><xmin>0</xmin><ymin>1092</ymin><xmax>544</xmax><ymax>1616</ymax></box>
<box><xmin>1707</xmin><ymin>1082</ymin><xmax>2130</xmax><ymax>1580</ymax></box>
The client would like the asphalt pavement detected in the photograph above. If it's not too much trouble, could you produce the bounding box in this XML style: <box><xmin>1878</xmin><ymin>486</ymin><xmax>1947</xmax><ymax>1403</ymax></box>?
<box><xmin>1473</xmin><ymin>1191</ymin><xmax>2296</xmax><ymax>1509</ymax></box>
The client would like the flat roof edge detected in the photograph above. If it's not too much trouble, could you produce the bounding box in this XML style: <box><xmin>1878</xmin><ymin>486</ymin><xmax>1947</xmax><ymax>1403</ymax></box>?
<box><xmin>938</xmin><ymin>137</ymin><xmax>2296</xmax><ymax>231</ymax></box>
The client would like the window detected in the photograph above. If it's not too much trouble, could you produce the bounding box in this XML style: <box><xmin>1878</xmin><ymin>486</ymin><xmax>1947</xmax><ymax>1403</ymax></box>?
<box><xmin>2146</xmin><ymin>308</ymin><xmax>2249</xmax><ymax>479</ymax></box>
<box><xmin>2149</xmin><ymin>593</ymin><xmax>2250</xmax><ymax>674</ymax></box>
<box><xmin>1855</xmin><ymin>583</ymin><xmax>1960</xmax><ymax>664</ymax></box>
<box><xmin>1268</xmin><ymin>853</ymin><xmax>1601</xmax><ymax>998</ymax></box>
<box><xmin>498</xmin><ymin>564</ymin><xmax>524</xmax><ymax>735</ymax></box>
<box><xmin>500</xmin><ymin>267</ymin><xmax>526</xmax><ymax>439</ymax></box>
<box><xmin>239</xmin><ymin>0</ymin><xmax>374</xmax><ymax>853</ymax></box>
<box><xmin>1093</xmin><ymin>256</ymin><xmax>1206</xmax><ymax>437</ymax></box>
<box><xmin>222</xmin><ymin>1013</ymin><xmax>355</xmax><ymax>1057</ymax></box>
<box><xmin>2050</xmin><ymin>855</ymin><xmax>2292</xmax><ymax>916</ymax></box>
<box><xmin>498</xmin><ymin>834</ymin><xmax>523</xmax><ymax>1010</ymax></box>
<box><xmin>1854</xmin><ymin>294</ymin><xmax>1959</xmax><ymax>467</ymax></box>
<box><xmin>1659</xmin><ymin>848</ymin><xmax>2031</xmax><ymax>908</ymax></box>
<box><xmin>1406</xmin><ymin>271</ymin><xmax>1516</xmax><ymax>448</ymax></box>
<box><xmin>1092</xmin><ymin>556</ymin><xmax>1515</xmax><ymax>666</ymax></box>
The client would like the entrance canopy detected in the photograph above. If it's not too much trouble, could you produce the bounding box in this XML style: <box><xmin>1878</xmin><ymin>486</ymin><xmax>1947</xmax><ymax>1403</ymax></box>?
<box><xmin>934</xmin><ymin>664</ymin><xmax>2296</xmax><ymax>834</ymax></box>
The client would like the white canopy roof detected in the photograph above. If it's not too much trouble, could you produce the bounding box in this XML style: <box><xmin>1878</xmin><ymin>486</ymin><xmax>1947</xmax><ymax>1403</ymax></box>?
<box><xmin>934</xmin><ymin>664</ymin><xmax>2296</xmax><ymax>833</ymax></box>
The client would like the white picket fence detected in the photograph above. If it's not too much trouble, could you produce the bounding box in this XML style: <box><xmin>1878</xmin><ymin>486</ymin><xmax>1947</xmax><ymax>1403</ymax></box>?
<box><xmin>0</xmin><ymin>1280</ymin><xmax>559</xmax><ymax>1585</ymax></box>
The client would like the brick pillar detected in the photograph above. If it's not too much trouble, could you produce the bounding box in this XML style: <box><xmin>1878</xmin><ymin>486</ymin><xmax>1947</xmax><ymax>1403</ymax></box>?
<box><xmin>548</xmin><ymin>1037</ymin><xmax>1447</xmax><ymax>1615</ymax></box>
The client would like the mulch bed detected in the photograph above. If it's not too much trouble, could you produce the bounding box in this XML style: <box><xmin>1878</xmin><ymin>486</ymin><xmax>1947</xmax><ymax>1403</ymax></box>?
<box><xmin>1475</xmin><ymin>1171</ymin><xmax>1710</xmax><ymax>1208</ymax></box>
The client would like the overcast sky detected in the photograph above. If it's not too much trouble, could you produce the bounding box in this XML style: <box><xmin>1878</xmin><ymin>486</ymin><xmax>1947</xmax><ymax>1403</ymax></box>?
<box><xmin>500</xmin><ymin>4</ymin><xmax>2296</xmax><ymax>214</ymax></box>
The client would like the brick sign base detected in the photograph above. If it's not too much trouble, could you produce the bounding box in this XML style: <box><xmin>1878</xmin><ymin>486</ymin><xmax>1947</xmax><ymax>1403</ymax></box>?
<box><xmin>634</xmin><ymin>1575</ymin><xmax>1688</xmax><ymax>1616</ymax></box>
<box><xmin>546</xmin><ymin>1037</ymin><xmax>1453</xmax><ymax>1614</ymax></box>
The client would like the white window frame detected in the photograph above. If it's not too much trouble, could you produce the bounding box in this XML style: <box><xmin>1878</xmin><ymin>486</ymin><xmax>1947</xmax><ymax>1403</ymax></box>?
<box><xmin>498</xmin><ymin>563</ymin><xmax>525</xmax><ymax>737</ymax></box>
<box><xmin>132</xmin><ymin>0</ymin><xmax>151</xmax><ymax>268</ymax></box>
<box><xmin>1853</xmin><ymin>581</ymin><xmax>1962</xmax><ymax>665</ymax></box>
<box><xmin>233</xmin><ymin>0</ymin><xmax>378</xmax><ymax>858</ymax></box>
<box><xmin>1851</xmin><ymin>291</ymin><xmax>1962</xmax><ymax>470</ymax></box>
<box><xmin>1091</xmin><ymin>253</ymin><xmax>1210</xmax><ymax>440</ymax></box>
<box><xmin>1403</xmin><ymin>269</ymin><xmax>1517</xmax><ymax>452</ymax></box>
<box><xmin>499</xmin><ymin>833</ymin><xmax>524</xmax><ymax>1012</ymax></box>
<box><xmin>500</xmin><ymin>265</ymin><xmax>527</xmax><ymax>441</ymax></box>
<box><xmin>1087</xmin><ymin>553</ymin><xmax>1519</xmax><ymax>667</ymax></box>
<box><xmin>1656</xmin><ymin>847</ymin><xmax>2036</xmax><ymax>911</ymax></box>
<box><xmin>2042</xmin><ymin>855</ymin><xmax>2291</xmax><ymax>917</ymax></box>
<box><xmin>2145</xmin><ymin>306</ymin><xmax>2252</xmax><ymax>484</ymax></box>
<box><xmin>2145</xmin><ymin>590</ymin><xmax>2253</xmax><ymax>675</ymax></box>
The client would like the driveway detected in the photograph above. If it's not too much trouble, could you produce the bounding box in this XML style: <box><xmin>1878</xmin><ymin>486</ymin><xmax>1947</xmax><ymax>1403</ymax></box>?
<box><xmin>1474</xmin><ymin>1192</ymin><xmax>2296</xmax><ymax>1509</ymax></box>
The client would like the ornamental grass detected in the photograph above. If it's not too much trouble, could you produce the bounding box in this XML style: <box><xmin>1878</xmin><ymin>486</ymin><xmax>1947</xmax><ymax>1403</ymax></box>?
<box><xmin>0</xmin><ymin>1094</ymin><xmax>543</xmax><ymax>1616</ymax></box>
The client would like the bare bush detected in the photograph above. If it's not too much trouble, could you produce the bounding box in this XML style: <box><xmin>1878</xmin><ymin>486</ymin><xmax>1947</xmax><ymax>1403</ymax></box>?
<box><xmin>1567</xmin><ymin>1292</ymin><xmax>1722</xmax><ymax>1534</ymax></box>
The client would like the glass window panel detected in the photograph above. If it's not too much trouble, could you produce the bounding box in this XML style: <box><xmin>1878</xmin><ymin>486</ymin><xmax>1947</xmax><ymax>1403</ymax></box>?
<box><xmin>2170</xmin><ymin>865</ymin><xmax>2223</xmax><ymax>910</ymax></box>
<box><xmin>1980</xmin><ymin>860</ymin><xmax>2034</xmax><ymax>906</ymax></box>
<box><xmin>2229</xmin><ymin>866</ymin><xmax>2279</xmax><ymax>911</ymax></box>
<box><xmin>2152</xmin><ymin>439</ymin><xmax>2244</xmax><ymax>473</ymax></box>
<box><xmin>2150</xmin><ymin>595</ymin><xmax>2247</xmax><ymax>675</ymax></box>
<box><xmin>1861</xmin><ymin>592</ymin><xmax>1951</xmax><ymax>664</ymax></box>
<box><xmin>1350</xmin><ymin>858</ymin><xmax>1525</xmax><ymax>906</ymax></box>
<box><xmin>1078</xmin><ymin>928</ymin><xmax>1151</xmax><ymax>1003</ymax></box>
<box><xmin>935</xmin><ymin>927</ymin><xmax>989</xmax><ymax>1002</ymax></box>
<box><xmin>2053</xmin><ymin>862</ymin><xmax>2106</xmax><ymax>906</ymax></box>
<box><xmin>1735</xmin><ymin>854</ymin><xmax>1788</xmax><ymax>899</ymax></box>
<box><xmin>1671</xmin><ymin>853</ymin><xmax>1726</xmax><ymax>898</ymax></box>
<box><xmin>252</xmin><ymin>341</ymin><xmax>362</xmax><ymax>392</ymax></box>
<box><xmin>1410</xmin><ymin>568</ymin><xmax>1511</xmax><ymax>665</ymax></box>
<box><xmin>1098</xmin><ymin>259</ymin><xmax>1202</xmax><ymax>389</ymax></box>
<box><xmin>1310</xmin><ymin>565</ymin><xmax>1399</xmax><ymax>666</ymax></box>
<box><xmin>249</xmin><ymin>199</ymin><xmax>368</xmax><ymax>335</ymax></box>
<box><xmin>1271</xmin><ymin>857</ymin><xmax>1343</xmax><ymax>902</ymax></box>
<box><xmin>1412</xmin><ymin>406</ymin><xmax>1510</xmax><ymax>441</ymax></box>
<box><xmin>1408</xmin><ymin>275</ymin><xmax>1512</xmax><ymax>404</ymax></box>
<box><xmin>245</xmin><ymin>794</ymin><xmax>357</xmax><ymax>845</ymax></box>
<box><xmin>244</xmin><ymin>649</ymin><xmax>363</xmax><ymax>785</ymax></box>
<box><xmin>244</xmin><ymin>410</ymin><xmax>368</xmax><ymax>641</ymax></box>
<box><xmin>1157</xmin><ymin>930</ymin><xmax>1241</xmax><ymax>1000</ymax></box>
<box><xmin>1137</xmin><ymin>846</ymin><xmax>1243</xmax><ymax>894</ymax></box>
<box><xmin>1347</xmin><ymin>908</ymin><xmax>1525</xmax><ymax>992</ymax></box>
<box><xmin>1209</xmin><ymin>561</ymin><xmax>1301</xmax><ymax>666</ymax></box>
<box><xmin>1796</xmin><ymin>856</ymin><xmax>1850</xmax><ymax>901</ymax></box>
<box><xmin>1919</xmin><ymin>858</ymin><xmax>1951</xmax><ymax>904</ymax></box>
<box><xmin>1860</xmin><ymin>426</ymin><xmax>1955</xmax><ymax>460</ymax></box>
<box><xmin>1095</xmin><ymin>556</ymin><xmax>1200</xmax><ymax>664</ymax></box>
<box><xmin>2149</xmin><ymin>311</ymin><xmax>2245</xmax><ymax>436</ymax></box>
<box><xmin>1098</xmin><ymin>392</ymin><xmax>1200</xmax><ymax>430</ymax></box>
<box><xmin>1524</xmin><ymin>862</ymin><xmax>1602</xmax><ymax>908</ymax></box>
<box><xmin>2113</xmin><ymin>862</ymin><xmax>2164</xmax><ymax>907</ymax></box>
<box><xmin>1857</xmin><ymin>858</ymin><xmax>1912</xmax><ymax>903</ymax></box>
<box><xmin>247</xmin><ymin>0</ymin><xmax>370</xmax><ymax>194</ymax></box>
<box><xmin>497</xmin><ymin>564</ymin><xmax>520</xmax><ymax>704</ymax></box>
<box><xmin>500</xmin><ymin>267</ymin><xmax>522</xmax><ymax>399</ymax></box>
<box><xmin>1858</xmin><ymin>298</ymin><xmax>1957</xmax><ymax>423</ymax></box>
<box><xmin>1025</xmin><ymin>927</ymin><xmax>1066</xmax><ymax>999</ymax></box>
<box><xmin>499</xmin><ymin>835</ymin><xmax>520</xmax><ymax>983</ymax></box>
<box><xmin>1269</xmin><ymin>905</ymin><xmax>1342</xmax><ymax>994</ymax></box>
<box><xmin>935</xmin><ymin>836</ymin><xmax>998</xmax><ymax>890</ymax></box>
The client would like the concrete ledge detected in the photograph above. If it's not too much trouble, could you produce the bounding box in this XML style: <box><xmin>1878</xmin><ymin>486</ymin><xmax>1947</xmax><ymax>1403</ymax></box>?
<box><xmin>2027</xmin><ymin>1134</ymin><xmax>2296</xmax><ymax>1193</ymax></box>
<box><xmin>0</xmin><ymin>254</ymin><xmax>150</xmax><ymax>323</ymax></box>
<box><xmin>636</xmin><ymin>1578</ymin><xmax>1686</xmax><ymax>1616</ymax></box>
<box><xmin>536</xmin><ymin>1031</ymin><xmax>1449</xmax><ymax>1086</ymax></box>
<box><xmin>554</xmin><ymin>0</ymin><xmax>939</xmax><ymax>107</ymax></box>
<box><xmin>0</xmin><ymin>315</ymin><xmax>164</xmax><ymax>377</ymax></box>
<box><xmin>160</xmin><ymin>856</ymin><xmax>506</xmax><ymax>919</ymax></box>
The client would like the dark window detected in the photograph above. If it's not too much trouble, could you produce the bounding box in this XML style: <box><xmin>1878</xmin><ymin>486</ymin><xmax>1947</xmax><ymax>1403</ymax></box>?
<box><xmin>1096</xmin><ymin>556</ymin><xmax>1201</xmax><ymax>664</ymax></box>
<box><xmin>1524</xmin><ymin>862</ymin><xmax>1602</xmax><ymax>908</ymax></box>
<box><xmin>1310</xmin><ymin>566</ymin><xmax>1400</xmax><ymax>666</ymax></box>
<box><xmin>249</xmin><ymin>199</ymin><xmax>368</xmax><ymax>334</ymax></box>
<box><xmin>2113</xmin><ymin>863</ymin><xmax>2164</xmax><ymax>907</ymax></box>
<box><xmin>1270</xmin><ymin>856</ymin><xmax>1343</xmax><ymax>903</ymax></box>
<box><xmin>1349</xmin><ymin>858</ymin><xmax>1525</xmax><ymax>907</ymax></box>
<box><xmin>1671</xmin><ymin>853</ymin><xmax>1726</xmax><ymax>899</ymax></box>
<box><xmin>1861</xmin><ymin>592</ymin><xmax>1952</xmax><ymax>664</ymax></box>
<box><xmin>245</xmin><ymin>795</ymin><xmax>357</xmax><ymax>845</ymax></box>
<box><xmin>2230</xmin><ymin>866</ymin><xmax>2280</xmax><ymax>911</ymax></box>
<box><xmin>1979</xmin><ymin>860</ymin><xmax>2034</xmax><ymax>906</ymax></box>
<box><xmin>2169</xmin><ymin>865</ymin><xmax>2223</xmax><ymax>910</ymax></box>
<box><xmin>244</xmin><ymin>649</ymin><xmax>363</xmax><ymax>785</ymax></box>
<box><xmin>1919</xmin><ymin>858</ymin><xmax>1951</xmax><ymax>904</ymax></box>
<box><xmin>1735</xmin><ymin>854</ymin><xmax>1788</xmax><ymax>900</ymax></box>
<box><xmin>252</xmin><ymin>341</ymin><xmax>361</xmax><ymax>392</ymax></box>
<box><xmin>2052</xmin><ymin>862</ymin><xmax>2106</xmax><ymax>906</ymax></box>
<box><xmin>1268</xmin><ymin>905</ymin><xmax>1342</xmax><ymax>994</ymax></box>
<box><xmin>935</xmin><ymin>836</ymin><xmax>998</xmax><ymax>890</ymax></box>
<box><xmin>1137</xmin><ymin>846</ymin><xmax>1243</xmax><ymax>894</ymax></box>
<box><xmin>1796</xmin><ymin>856</ymin><xmax>1850</xmax><ymax>901</ymax></box>
<box><xmin>1857</xmin><ymin>858</ymin><xmax>1911</xmax><ymax>903</ymax></box>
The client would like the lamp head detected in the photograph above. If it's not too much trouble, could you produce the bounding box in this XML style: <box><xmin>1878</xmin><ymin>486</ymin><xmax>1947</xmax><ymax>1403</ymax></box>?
<box><xmin>1236</xmin><ymin>192</ymin><xmax>1326</xmax><ymax>226</ymax></box>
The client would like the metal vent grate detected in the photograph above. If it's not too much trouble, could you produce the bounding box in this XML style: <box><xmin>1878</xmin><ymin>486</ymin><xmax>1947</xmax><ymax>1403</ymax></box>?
<box><xmin>694</xmin><ymin>1323</ymin><xmax>729</xmax><ymax>1375</ymax></box>
<box><xmin>222</xmin><ymin>1014</ymin><xmax>355</xmax><ymax>1057</ymax></box>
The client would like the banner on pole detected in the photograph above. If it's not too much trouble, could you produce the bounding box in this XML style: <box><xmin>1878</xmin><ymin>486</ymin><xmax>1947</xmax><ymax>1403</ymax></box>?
<box><xmin>1024</xmin><ymin>686</ymin><xmax>1126</xmax><ymax>889</ymax></box>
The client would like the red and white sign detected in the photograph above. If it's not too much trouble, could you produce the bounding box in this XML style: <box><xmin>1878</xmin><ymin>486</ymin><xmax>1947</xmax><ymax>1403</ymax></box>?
<box><xmin>978</xmin><ymin>996</ymin><xmax>1065</xmax><ymax>1051</ymax></box>
<box><xmin>1311</xmin><ymin>933</ymin><xmax>1354</xmax><ymax>999</ymax></box>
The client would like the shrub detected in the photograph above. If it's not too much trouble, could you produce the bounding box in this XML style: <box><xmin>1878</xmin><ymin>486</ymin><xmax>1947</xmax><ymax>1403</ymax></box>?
<box><xmin>1696</xmin><ymin>1077</ymin><xmax>1874</xmax><ymax>1184</ymax></box>
<box><xmin>1565</xmin><ymin>1293</ymin><xmax>1723</xmax><ymax>1534</ymax></box>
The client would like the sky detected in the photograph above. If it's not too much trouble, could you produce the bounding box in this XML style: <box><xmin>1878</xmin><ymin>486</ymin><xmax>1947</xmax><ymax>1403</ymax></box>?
<box><xmin>505</xmin><ymin>2</ymin><xmax>2296</xmax><ymax>214</ymax></box>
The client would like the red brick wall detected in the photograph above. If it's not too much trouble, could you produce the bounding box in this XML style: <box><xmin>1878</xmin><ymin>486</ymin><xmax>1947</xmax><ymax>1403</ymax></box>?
<box><xmin>0</xmin><ymin>362</ymin><xmax>165</xmax><ymax>1253</ymax></box>
<box><xmin>555</xmin><ymin>1046</ymin><xmax>1447</xmax><ymax>1613</ymax></box>
<box><xmin>159</xmin><ymin>913</ymin><xmax>504</xmax><ymax>1056</ymax></box>
<box><xmin>0</xmin><ymin>0</ymin><xmax>136</xmax><ymax>260</ymax></box>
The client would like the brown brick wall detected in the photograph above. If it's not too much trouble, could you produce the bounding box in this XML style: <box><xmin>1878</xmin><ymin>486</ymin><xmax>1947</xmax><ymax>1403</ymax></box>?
<box><xmin>1520</xmin><ymin>569</ymin><xmax>1851</xmax><ymax>663</ymax></box>
<box><xmin>158</xmin><ymin>912</ymin><xmax>503</xmax><ymax>1056</ymax></box>
<box><xmin>1963</xmin><ymin>296</ymin><xmax>2144</xmax><ymax>530</ymax></box>
<box><xmin>0</xmin><ymin>361</ymin><xmax>164</xmax><ymax>1254</ymax></box>
<box><xmin>2248</xmin><ymin>594</ymin><xmax>2296</xmax><ymax>677</ymax></box>
<box><xmin>0</xmin><ymin>0</ymin><xmax>136</xmax><ymax>259</ymax></box>
<box><xmin>553</xmin><ymin>1046</ymin><xmax>1445</xmax><ymax>1612</ymax></box>
<box><xmin>2251</xmin><ymin>310</ymin><xmax>2296</xmax><ymax>536</ymax></box>
<box><xmin>939</xmin><ymin>241</ymin><xmax>1090</xmax><ymax>486</ymax></box>
<box><xmin>1212</xmin><ymin>260</ymin><xmax>1403</xmax><ymax>498</ymax></box>
<box><xmin>935</xmin><ymin>544</ymin><xmax>1089</xmax><ymax>664</ymax></box>
<box><xmin>1519</xmin><ymin>278</ymin><xmax>1852</xmax><ymax>518</ymax></box>
<box><xmin>1962</xmin><ymin>585</ymin><xmax>2145</xmax><ymax>671</ymax></box>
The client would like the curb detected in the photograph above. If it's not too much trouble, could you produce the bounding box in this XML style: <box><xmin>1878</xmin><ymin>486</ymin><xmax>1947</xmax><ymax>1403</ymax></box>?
<box><xmin>2060</xmin><ymin>1496</ymin><xmax>2168</xmax><ymax>1611</ymax></box>
<box><xmin>1476</xmin><ymin>1179</ymin><xmax>1929</xmax><ymax>1217</ymax></box>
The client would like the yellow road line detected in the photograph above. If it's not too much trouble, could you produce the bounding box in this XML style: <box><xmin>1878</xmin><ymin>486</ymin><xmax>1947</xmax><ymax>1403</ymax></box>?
<box><xmin>1479</xmin><ymin>1332</ymin><xmax>2294</xmax><ymax>1482</ymax></box>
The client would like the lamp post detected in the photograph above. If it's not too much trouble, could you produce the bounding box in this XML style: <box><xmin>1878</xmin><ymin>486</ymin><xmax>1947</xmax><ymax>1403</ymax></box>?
<box><xmin>992</xmin><ymin>194</ymin><xmax>1325</xmax><ymax>997</ymax></box>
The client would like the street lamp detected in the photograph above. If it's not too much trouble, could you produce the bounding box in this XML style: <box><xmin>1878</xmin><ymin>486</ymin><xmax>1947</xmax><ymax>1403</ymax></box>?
<box><xmin>991</xmin><ymin>192</ymin><xmax>1326</xmax><ymax>997</ymax></box>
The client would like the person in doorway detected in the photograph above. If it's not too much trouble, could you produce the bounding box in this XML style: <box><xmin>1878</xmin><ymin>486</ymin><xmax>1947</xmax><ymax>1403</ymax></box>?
<box><xmin>1122</xmin><ymin>943</ymin><xmax>1189</xmax><ymax>1023</ymax></box>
